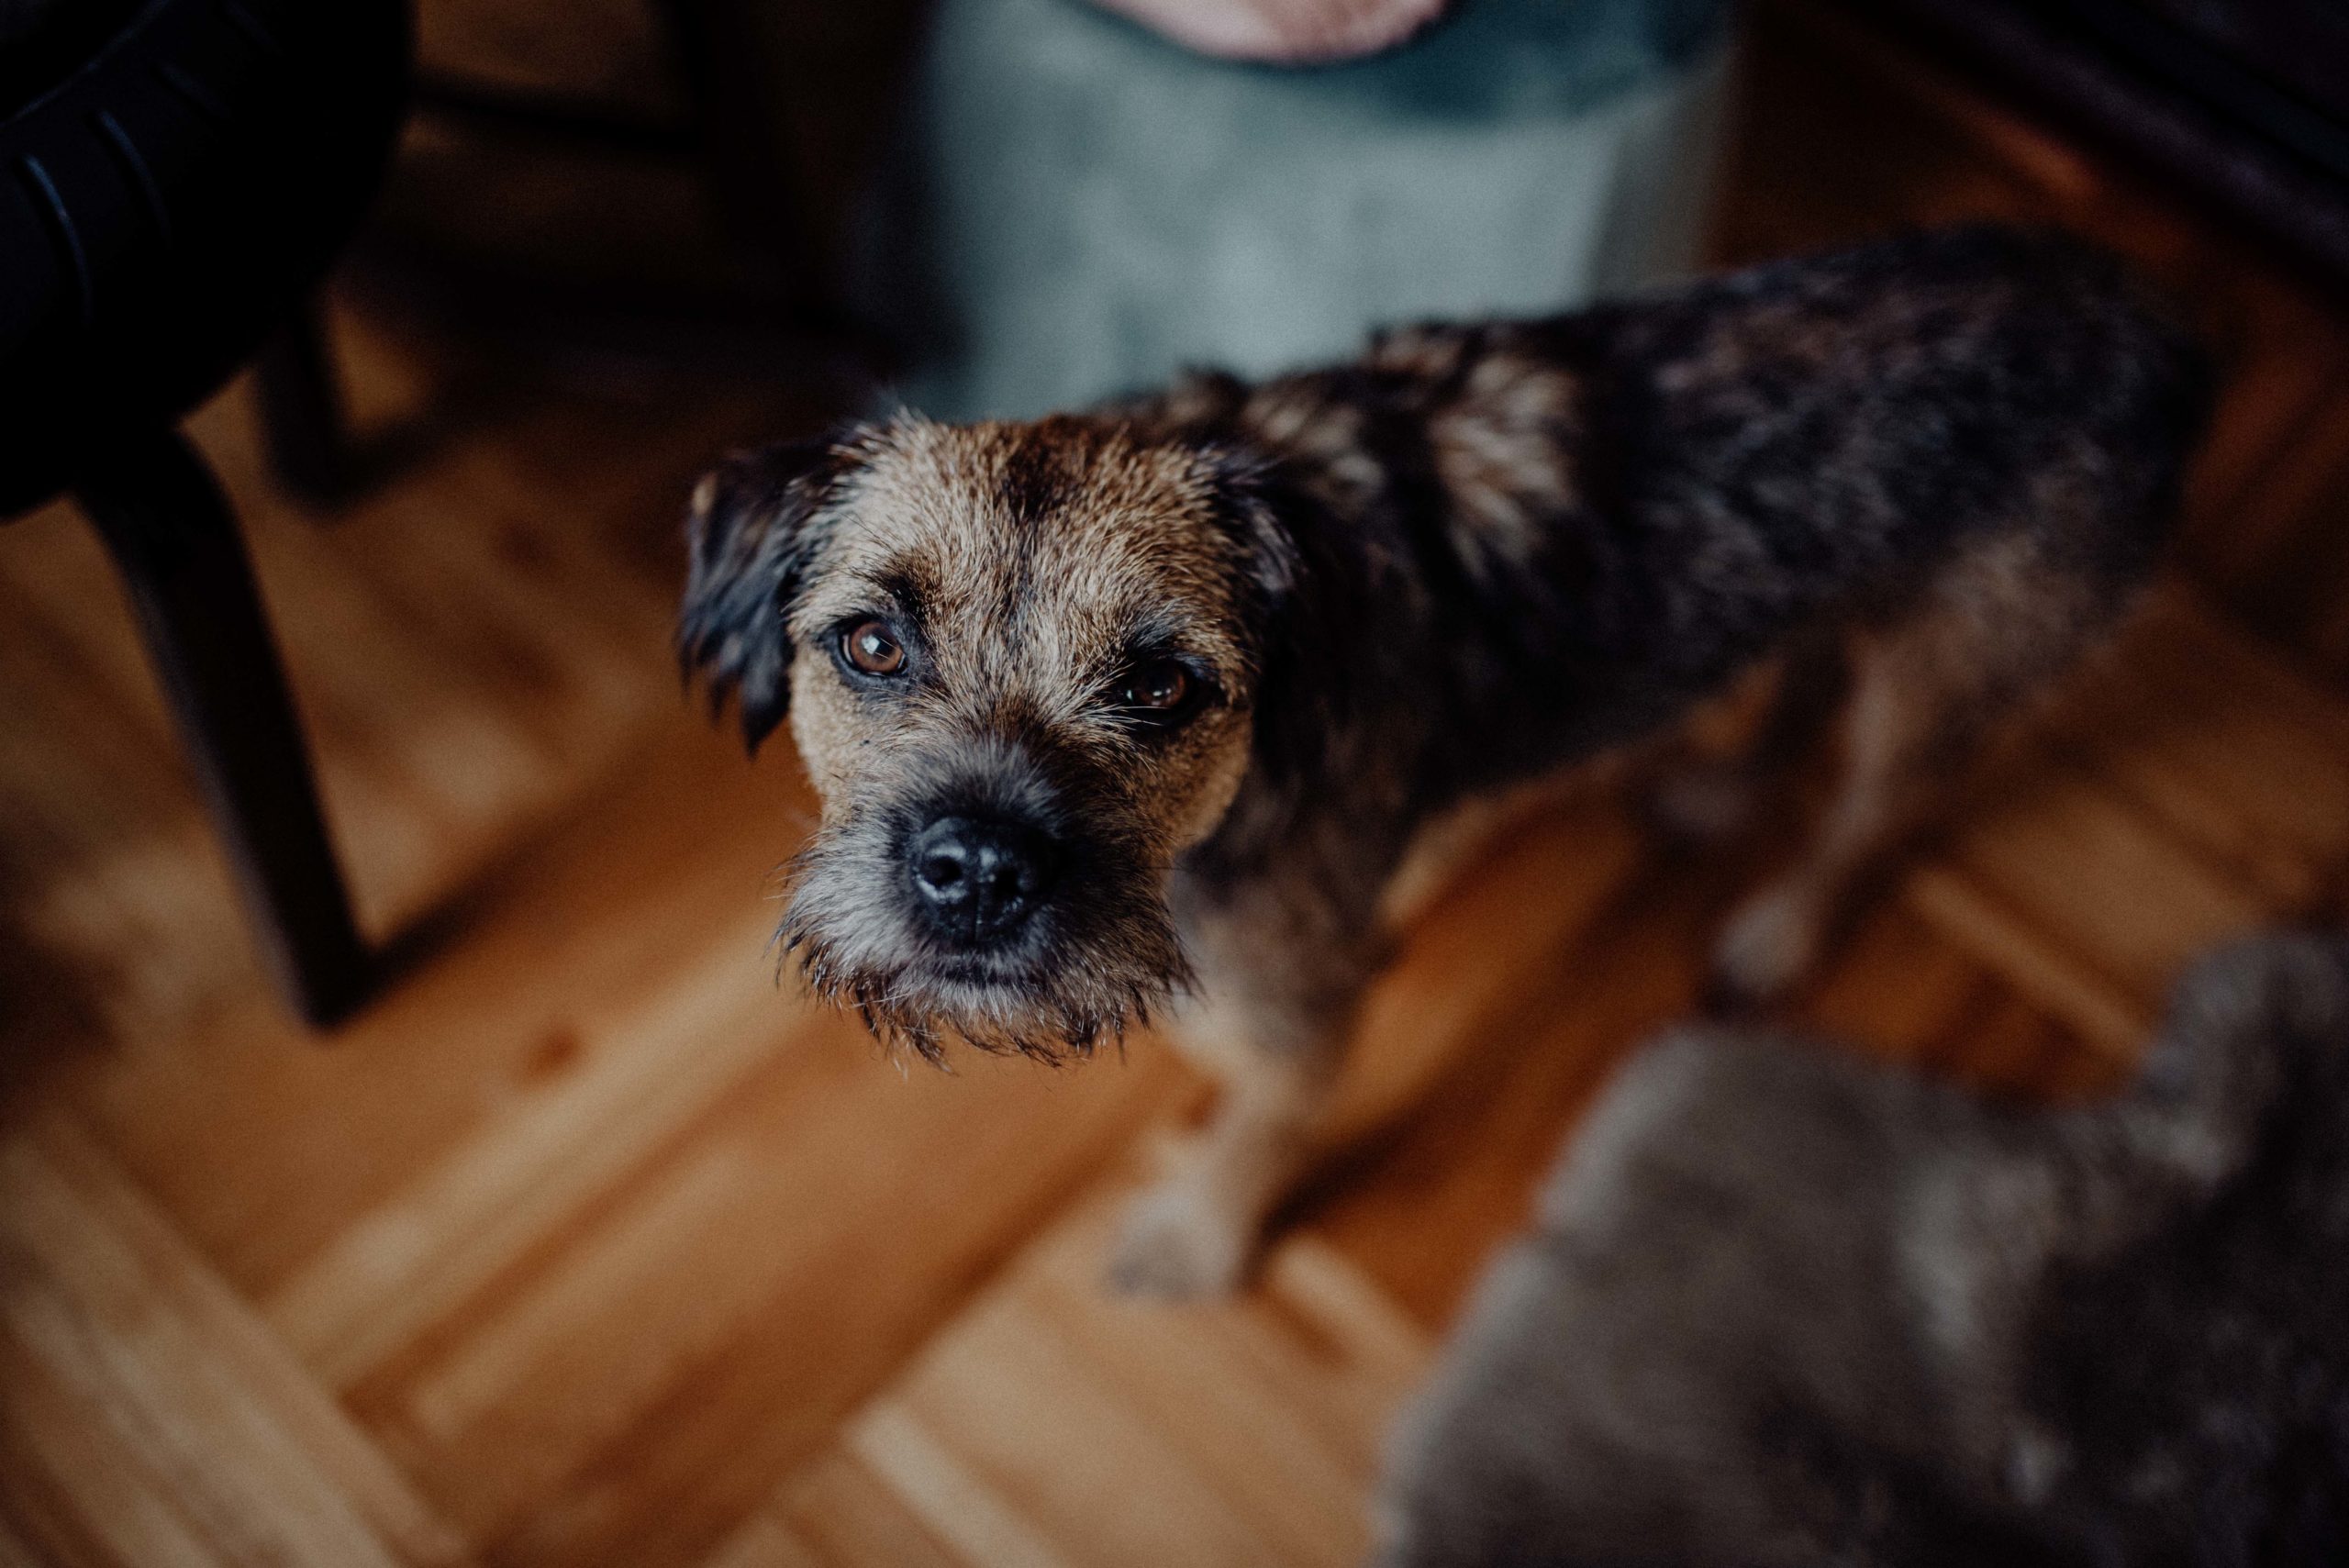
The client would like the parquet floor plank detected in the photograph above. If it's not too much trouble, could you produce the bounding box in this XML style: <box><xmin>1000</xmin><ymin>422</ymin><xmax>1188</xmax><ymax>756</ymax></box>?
<box><xmin>0</xmin><ymin>1117</ymin><xmax>469</xmax><ymax>1568</ymax></box>
<box><xmin>757</xmin><ymin>1451</ymin><xmax>971</xmax><ymax>1568</ymax></box>
<box><xmin>769</xmin><ymin>1191</ymin><xmax>1430</xmax><ymax>1568</ymax></box>
<box><xmin>391</xmin><ymin>1024</ymin><xmax>1182</xmax><ymax>1563</ymax></box>
<box><xmin>53</xmin><ymin>717</ymin><xmax>810</xmax><ymax>1305</ymax></box>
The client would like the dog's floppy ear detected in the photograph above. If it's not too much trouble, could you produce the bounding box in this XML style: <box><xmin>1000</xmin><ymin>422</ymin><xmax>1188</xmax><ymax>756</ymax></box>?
<box><xmin>679</xmin><ymin>428</ymin><xmax>852</xmax><ymax>751</ymax></box>
<box><xmin>1204</xmin><ymin>450</ymin><xmax>1305</xmax><ymax>611</ymax></box>
<box><xmin>1205</xmin><ymin>450</ymin><xmax>1363</xmax><ymax>787</ymax></box>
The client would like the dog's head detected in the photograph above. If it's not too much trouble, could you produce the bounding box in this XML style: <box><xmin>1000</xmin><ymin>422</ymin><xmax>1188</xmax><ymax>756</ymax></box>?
<box><xmin>680</xmin><ymin>413</ymin><xmax>1307</xmax><ymax>1061</ymax></box>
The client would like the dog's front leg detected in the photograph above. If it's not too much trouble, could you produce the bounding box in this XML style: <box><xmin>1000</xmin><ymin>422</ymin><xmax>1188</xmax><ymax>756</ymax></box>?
<box><xmin>1108</xmin><ymin>886</ymin><xmax>1381</xmax><ymax>1299</ymax></box>
<box><xmin>1108</xmin><ymin>997</ymin><xmax>1355</xmax><ymax>1300</ymax></box>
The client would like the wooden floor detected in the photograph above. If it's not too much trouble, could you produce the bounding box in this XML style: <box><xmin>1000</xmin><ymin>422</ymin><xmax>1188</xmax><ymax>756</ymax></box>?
<box><xmin>6</xmin><ymin>8</ymin><xmax>2349</xmax><ymax>1565</ymax></box>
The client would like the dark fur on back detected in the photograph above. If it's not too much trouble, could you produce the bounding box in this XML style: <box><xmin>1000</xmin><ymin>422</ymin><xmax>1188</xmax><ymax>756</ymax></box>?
<box><xmin>1126</xmin><ymin>224</ymin><xmax>2210</xmax><ymax>828</ymax></box>
<box><xmin>1372</xmin><ymin>930</ymin><xmax>2349</xmax><ymax>1568</ymax></box>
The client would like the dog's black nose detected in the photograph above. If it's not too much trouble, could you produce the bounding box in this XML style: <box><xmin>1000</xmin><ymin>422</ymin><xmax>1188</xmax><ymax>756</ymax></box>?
<box><xmin>907</xmin><ymin>816</ymin><xmax>1061</xmax><ymax>943</ymax></box>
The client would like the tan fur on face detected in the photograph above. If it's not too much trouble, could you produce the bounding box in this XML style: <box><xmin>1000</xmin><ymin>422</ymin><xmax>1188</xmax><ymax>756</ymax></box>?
<box><xmin>788</xmin><ymin>416</ymin><xmax>1259</xmax><ymax>852</ymax></box>
<box><xmin>773</xmin><ymin>415</ymin><xmax>1271</xmax><ymax>1059</ymax></box>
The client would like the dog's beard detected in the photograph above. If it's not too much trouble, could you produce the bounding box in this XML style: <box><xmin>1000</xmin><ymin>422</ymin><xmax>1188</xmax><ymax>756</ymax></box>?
<box><xmin>775</xmin><ymin>810</ymin><xmax>1193</xmax><ymax>1065</ymax></box>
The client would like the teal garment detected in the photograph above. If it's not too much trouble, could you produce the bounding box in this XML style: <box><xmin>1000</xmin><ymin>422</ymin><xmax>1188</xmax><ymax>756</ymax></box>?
<box><xmin>852</xmin><ymin>0</ymin><xmax>1735</xmax><ymax>420</ymax></box>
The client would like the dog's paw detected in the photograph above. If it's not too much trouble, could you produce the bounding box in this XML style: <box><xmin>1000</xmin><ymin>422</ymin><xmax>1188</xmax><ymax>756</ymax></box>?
<box><xmin>1107</xmin><ymin>1178</ymin><xmax>1253</xmax><ymax>1301</ymax></box>
<box><xmin>1706</xmin><ymin>882</ymin><xmax>1824</xmax><ymax>1012</ymax></box>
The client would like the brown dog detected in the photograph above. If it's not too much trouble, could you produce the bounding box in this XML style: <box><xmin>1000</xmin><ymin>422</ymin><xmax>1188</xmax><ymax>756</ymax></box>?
<box><xmin>681</xmin><ymin>228</ymin><xmax>2208</xmax><ymax>1296</ymax></box>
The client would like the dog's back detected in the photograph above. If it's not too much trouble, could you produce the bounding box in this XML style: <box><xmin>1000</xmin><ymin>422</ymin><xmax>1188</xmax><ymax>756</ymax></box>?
<box><xmin>1574</xmin><ymin>226</ymin><xmax>2212</xmax><ymax>679</ymax></box>
<box><xmin>1372</xmin><ymin>931</ymin><xmax>2349</xmax><ymax>1567</ymax></box>
<box><xmin>1323</xmin><ymin>226</ymin><xmax>2217</xmax><ymax>758</ymax></box>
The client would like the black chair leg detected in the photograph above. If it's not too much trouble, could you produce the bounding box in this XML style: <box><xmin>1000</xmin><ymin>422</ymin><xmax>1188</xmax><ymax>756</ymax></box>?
<box><xmin>253</xmin><ymin>295</ymin><xmax>355</xmax><ymax>507</ymax></box>
<box><xmin>77</xmin><ymin>428</ymin><xmax>371</xmax><ymax>1028</ymax></box>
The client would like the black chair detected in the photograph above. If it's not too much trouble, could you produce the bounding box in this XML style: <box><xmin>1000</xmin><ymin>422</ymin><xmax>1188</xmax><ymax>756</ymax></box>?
<box><xmin>1</xmin><ymin>0</ymin><xmax>411</xmax><ymax>1025</ymax></box>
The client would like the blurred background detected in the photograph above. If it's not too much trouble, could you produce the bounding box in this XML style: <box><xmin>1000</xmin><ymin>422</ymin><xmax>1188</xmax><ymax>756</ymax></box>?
<box><xmin>3</xmin><ymin>1</ymin><xmax>2347</xmax><ymax>1563</ymax></box>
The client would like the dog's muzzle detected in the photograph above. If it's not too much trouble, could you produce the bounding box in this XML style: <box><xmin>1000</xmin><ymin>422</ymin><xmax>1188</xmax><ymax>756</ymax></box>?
<box><xmin>906</xmin><ymin>814</ymin><xmax>1063</xmax><ymax>947</ymax></box>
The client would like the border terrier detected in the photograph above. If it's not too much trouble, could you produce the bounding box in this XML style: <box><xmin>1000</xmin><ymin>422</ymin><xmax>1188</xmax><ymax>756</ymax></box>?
<box><xmin>680</xmin><ymin>227</ymin><xmax>2209</xmax><ymax>1297</ymax></box>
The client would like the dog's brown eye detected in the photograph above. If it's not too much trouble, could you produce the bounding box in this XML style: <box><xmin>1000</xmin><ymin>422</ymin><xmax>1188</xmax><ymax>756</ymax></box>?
<box><xmin>1116</xmin><ymin>660</ymin><xmax>1191</xmax><ymax>714</ymax></box>
<box><xmin>841</xmin><ymin>619</ymin><xmax>906</xmax><ymax>676</ymax></box>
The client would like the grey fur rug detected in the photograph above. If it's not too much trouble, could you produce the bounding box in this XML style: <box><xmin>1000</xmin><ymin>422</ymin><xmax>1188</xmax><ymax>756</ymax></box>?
<box><xmin>1375</xmin><ymin>930</ymin><xmax>2349</xmax><ymax>1567</ymax></box>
